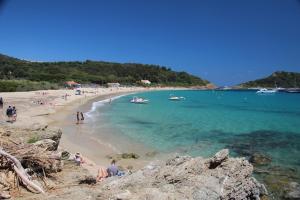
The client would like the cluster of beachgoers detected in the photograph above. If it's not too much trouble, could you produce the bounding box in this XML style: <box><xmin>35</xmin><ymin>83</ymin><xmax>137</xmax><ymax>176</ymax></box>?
<box><xmin>73</xmin><ymin>152</ymin><xmax>125</xmax><ymax>182</ymax></box>
<box><xmin>0</xmin><ymin>97</ymin><xmax>17</xmax><ymax>123</ymax></box>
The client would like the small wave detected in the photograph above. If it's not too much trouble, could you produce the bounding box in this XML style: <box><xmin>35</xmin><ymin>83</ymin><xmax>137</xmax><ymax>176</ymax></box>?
<box><xmin>85</xmin><ymin>93</ymin><xmax>136</xmax><ymax>118</ymax></box>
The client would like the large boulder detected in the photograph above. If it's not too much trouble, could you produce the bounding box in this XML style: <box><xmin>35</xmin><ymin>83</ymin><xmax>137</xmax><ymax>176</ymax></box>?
<box><xmin>31</xmin><ymin>127</ymin><xmax>62</xmax><ymax>151</ymax></box>
<box><xmin>34</xmin><ymin>139</ymin><xmax>57</xmax><ymax>151</ymax></box>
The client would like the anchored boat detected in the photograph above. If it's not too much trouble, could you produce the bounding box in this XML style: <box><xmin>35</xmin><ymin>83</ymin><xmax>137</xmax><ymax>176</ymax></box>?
<box><xmin>168</xmin><ymin>94</ymin><xmax>185</xmax><ymax>101</ymax></box>
<box><xmin>130</xmin><ymin>96</ymin><xmax>149</xmax><ymax>104</ymax></box>
<box><xmin>256</xmin><ymin>88</ymin><xmax>277</xmax><ymax>94</ymax></box>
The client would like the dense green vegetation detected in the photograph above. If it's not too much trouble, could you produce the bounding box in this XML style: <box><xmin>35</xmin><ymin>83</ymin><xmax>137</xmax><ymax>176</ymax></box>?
<box><xmin>240</xmin><ymin>71</ymin><xmax>300</xmax><ymax>88</ymax></box>
<box><xmin>0</xmin><ymin>80</ymin><xmax>59</xmax><ymax>92</ymax></box>
<box><xmin>0</xmin><ymin>54</ymin><xmax>209</xmax><ymax>92</ymax></box>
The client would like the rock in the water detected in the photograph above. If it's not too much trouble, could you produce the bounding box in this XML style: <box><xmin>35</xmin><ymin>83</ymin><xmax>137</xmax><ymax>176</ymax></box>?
<box><xmin>284</xmin><ymin>182</ymin><xmax>300</xmax><ymax>200</ymax></box>
<box><xmin>121</xmin><ymin>153</ymin><xmax>140</xmax><ymax>159</ymax></box>
<box><xmin>34</xmin><ymin>139</ymin><xmax>56</xmax><ymax>151</ymax></box>
<box><xmin>106</xmin><ymin>152</ymin><xmax>140</xmax><ymax>160</ymax></box>
<box><xmin>145</xmin><ymin>151</ymin><xmax>158</xmax><ymax>157</ymax></box>
<box><xmin>98</xmin><ymin>149</ymin><xmax>266</xmax><ymax>200</ymax></box>
<box><xmin>249</xmin><ymin>152</ymin><xmax>272</xmax><ymax>166</ymax></box>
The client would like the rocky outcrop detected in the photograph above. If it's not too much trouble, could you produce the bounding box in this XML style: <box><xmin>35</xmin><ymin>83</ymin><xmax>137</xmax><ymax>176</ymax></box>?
<box><xmin>34</xmin><ymin>139</ymin><xmax>57</xmax><ymax>151</ymax></box>
<box><xmin>98</xmin><ymin>149</ymin><xmax>267</xmax><ymax>200</ymax></box>
<box><xmin>35</xmin><ymin>127</ymin><xmax>62</xmax><ymax>150</ymax></box>
<box><xmin>0</xmin><ymin>125</ymin><xmax>64</xmax><ymax>198</ymax></box>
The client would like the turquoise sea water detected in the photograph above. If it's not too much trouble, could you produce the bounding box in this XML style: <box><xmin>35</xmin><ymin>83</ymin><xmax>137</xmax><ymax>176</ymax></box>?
<box><xmin>89</xmin><ymin>90</ymin><xmax>300</xmax><ymax>196</ymax></box>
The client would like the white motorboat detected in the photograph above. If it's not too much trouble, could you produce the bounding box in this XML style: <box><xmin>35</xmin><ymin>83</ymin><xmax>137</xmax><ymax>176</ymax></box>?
<box><xmin>130</xmin><ymin>96</ymin><xmax>149</xmax><ymax>104</ymax></box>
<box><xmin>168</xmin><ymin>95</ymin><xmax>185</xmax><ymax>101</ymax></box>
<box><xmin>285</xmin><ymin>88</ymin><xmax>300</xmax><ymax>93</ymax></box>
<box><xmin>256</xmin><ymin>88</ymin><xmax>277</xmax><ymax>94</ymax></box>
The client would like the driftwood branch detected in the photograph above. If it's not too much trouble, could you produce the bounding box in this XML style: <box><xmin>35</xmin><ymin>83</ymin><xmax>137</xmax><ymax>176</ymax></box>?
<box><xmin>0</xmin><ymin>148</ymin><xmax>45</xmax><ymax>194</ymax></box>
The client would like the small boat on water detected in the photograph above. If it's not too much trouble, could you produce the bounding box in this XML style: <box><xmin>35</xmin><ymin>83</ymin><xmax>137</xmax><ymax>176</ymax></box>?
<box><xmin>285</xmin><ymin>88</ymin><xmax>300</xmax><ymax>93</ymax></box>
<box><xmin>168</xmin><ymin>94</ymin><xmax>185</xmax><ymax>101</ymax></box>
<box><xmin>256</xmin><ymin>88</ymin><xmax>277</xmax><ymax>94</ymax></box>
<box><xmin>130</xmin><ymin>96</ymin><xmax>149</xmax><ymax>104</ymax></box>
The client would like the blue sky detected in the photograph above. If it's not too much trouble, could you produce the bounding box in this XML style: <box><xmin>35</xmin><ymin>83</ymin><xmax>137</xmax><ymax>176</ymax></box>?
<box><xmin>0</xmin><ymin>0</ymin><xmax>300</xmax><ymax>86</ymax></box>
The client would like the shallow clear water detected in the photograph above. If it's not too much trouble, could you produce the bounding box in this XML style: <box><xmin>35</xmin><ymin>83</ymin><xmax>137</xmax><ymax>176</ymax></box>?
<box><xmin>90</xmin><ymin>90</ymin><xmax>300</xmax><ymax>179</ymax></box>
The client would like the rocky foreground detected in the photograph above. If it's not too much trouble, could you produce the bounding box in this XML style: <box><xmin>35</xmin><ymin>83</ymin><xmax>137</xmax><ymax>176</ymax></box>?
<box><xmin>0</xmin><ymin>125</ymin><xmax>270</xmax><ymax>200</ymax></box>
<box><xmin>97</xmin><ymin>149</ymin><xmax>268</xmax><ymax>200</ymax></box>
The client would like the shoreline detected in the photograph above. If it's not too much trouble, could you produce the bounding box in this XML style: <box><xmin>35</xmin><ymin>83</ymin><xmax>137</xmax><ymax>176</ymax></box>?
<box><xmin>53</xmin><ymin>90</ymin><xmax>151</xmax><ymax>174</ymax></box>
<box><xmin>41</xmin><ymin>87</ymin><xmax>190</xmax><ymax>174</ymax></box>
<box><xmin>2</xmin><ymin>87</ymin><xmax>293</xmax><ymax>199</ymax></box>
<box><xmin>1</xmin><ymin>86</ymin><xmax>193</xmax><ymax>176</ymax></box>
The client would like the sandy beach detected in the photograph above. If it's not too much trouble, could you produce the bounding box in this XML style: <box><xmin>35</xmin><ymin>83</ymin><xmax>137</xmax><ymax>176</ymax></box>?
<box><xmin>0</xmin><ymin>86</ymin><xmax>186</xmax><ymax>175</ymax></box>
<box><xmin>0</xmin><ymin>87</ymin><xmax>288</xmax><ymax>199</ymax></box>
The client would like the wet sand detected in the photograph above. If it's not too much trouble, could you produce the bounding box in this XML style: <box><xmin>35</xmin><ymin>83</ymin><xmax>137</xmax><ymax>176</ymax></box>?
<box><xmin>52</xmin><ymin>91</ymin><xmax>155</xmax><ymax>174</ymax></box>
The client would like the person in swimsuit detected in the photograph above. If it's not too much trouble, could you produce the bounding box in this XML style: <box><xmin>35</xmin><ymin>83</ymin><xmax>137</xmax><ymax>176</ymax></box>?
<box><xmin>6</xmin><ymin>106</ymin><xmax>13</xmax><ymax>122</ymax></box>
<box><xmin>80</xmin><ymin>112</ymin><xmax>84</xmax><ymax>122</ymax></box>
<box><xmin>0</xmin><ymin>97</ymin><xmax>3</xmax><ymax>109</ymax></box>
<box><xmin>76</xmin><ymin>111</ymin><xmax>80</xmax><ymax>124</ymax></box>
<box><xmin>12</xmin><ymin>106</ymin><xmax>17</xmax><ymax>122</ymax></box>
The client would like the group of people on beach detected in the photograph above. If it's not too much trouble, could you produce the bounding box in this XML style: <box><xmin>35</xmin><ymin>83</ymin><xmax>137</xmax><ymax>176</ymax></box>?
<box><xmin>76</xmin><ymin>111</ymin><xmax>85</xmax><ymax>124</ymax></box>
<box><xmin>6</xmin><ymin>105</ymin><xmax>17</xmax><ymax>123</ymax></box>
<box><xmin>0</xmin><ymin>97</ymin><xmax>17</xmax><ymax>123</ymax></box>
<box><xmin>96</xmin><ymin>159</ymin><xmax>125</xmax><ymax>181</ymax></box>
<box><xmin>73</xmin><ymin>152</ymin><xmax>124</xmax><ymax>182</ymax></box>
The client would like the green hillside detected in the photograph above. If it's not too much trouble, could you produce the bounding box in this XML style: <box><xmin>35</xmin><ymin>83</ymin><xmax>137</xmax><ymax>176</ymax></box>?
<box><xmin>240</xmin><ymin>71</ymin><xmax>300</xmax><ymax>88</ymax></box>
<box><xmin>0</xmin><ymin>54</ymin><xmax>209</xmax><ymax>91</ymax></box>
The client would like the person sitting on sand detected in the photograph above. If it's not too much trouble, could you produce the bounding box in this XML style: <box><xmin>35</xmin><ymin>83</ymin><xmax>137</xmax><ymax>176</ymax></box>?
<box><xmin>96</xmin><ymin>167</ymin><xmax>108</xmax><ymax>182</ymax></box>
<box><xmin>107</xmin><ymin>160</ymin><xmax>119</xmax><ymax>177</ymax></box>
<box><xmin>74</xmin><ymin>152</ymin><xmax>84</xmax><ymax>166</ymax></box>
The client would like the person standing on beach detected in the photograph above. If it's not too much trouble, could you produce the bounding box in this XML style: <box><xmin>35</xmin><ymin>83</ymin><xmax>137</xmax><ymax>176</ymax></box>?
<box><xmin>80</xmin><ymin>112</ymin><xmax>84</xmax><ymax>123</ymax></box>
<box><xmin>76</xmin><ymin>111</ymin><xmax>80</xmax><ymax>124</ymax></box>
<box><xmin>12</xmin><ymin>106</ymin><xmax>17</xmax><ymax>122</ymax></box>
<box><xmin>0</xmin><ymin>97</ymin><xmax>3</xmax><ymax>109</ymax></box>
<box><xmin>6</xmin><ymin>106</ymin><xmax>13</xmax><ymax>122</ymax></box>
<box><xmin>0</xmin><ymin>97</ymin><xmax>3</xmax><ymax>120</ymax></box>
